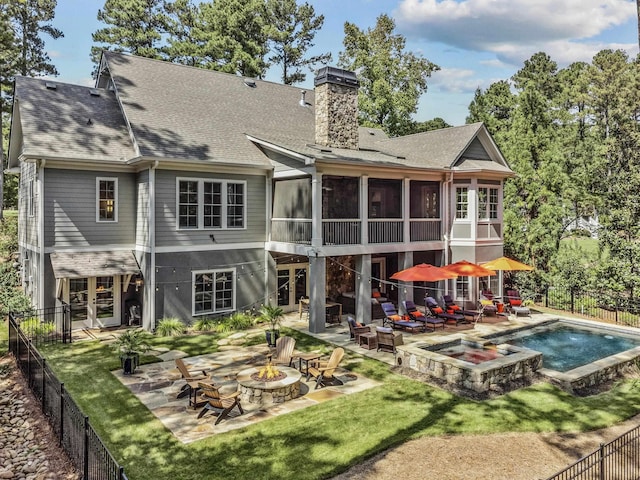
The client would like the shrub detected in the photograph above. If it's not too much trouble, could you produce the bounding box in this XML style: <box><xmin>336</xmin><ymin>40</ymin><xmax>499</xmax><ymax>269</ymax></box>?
<box><xmin>215</xmin><ymin>311</ymin><xmax>255</xmax><ymax>333</ymax></box>
<box><xmin>155</xmin><ymin>317</ymin><xmax>186</xmax><ymax>337</ymax></box>
<box><xmin>192</xmin><ymin>317</ymin><xmax>217</xmax><ymax>332</ymax></box>
<box><xmin>19</xmin><ymin>317</ymin><xmax>55</xmax><ymax>337</ymax></box>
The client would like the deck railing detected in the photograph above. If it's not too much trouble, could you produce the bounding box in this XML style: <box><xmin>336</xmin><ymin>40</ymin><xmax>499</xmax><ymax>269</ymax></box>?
<box><xmin>368</xmin><ymin>219</ymin><xmax>403</xmax><ymax>243</ymax></box>
<box><xmin>410</xmin><ymin>219</ymin><xmax>441</xmax><ymax>241</ymax></box>
<box><xmin>270</xmin><ymin>218</ymin><xmax>312</xmax><ymax>244</ymax></box>
<box><xmin>323</xmin><ymin>219</ymin><xmax>361</xmax><ymax>245</ymax></box>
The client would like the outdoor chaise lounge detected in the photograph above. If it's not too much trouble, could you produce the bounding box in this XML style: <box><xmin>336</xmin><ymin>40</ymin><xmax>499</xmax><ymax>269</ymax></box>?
<box><xmin>307</xmin><ymin>347</ymin><xmax>345</xmax><ymax>389</ymax></box>
<box><xmin>197</xmin><ymin>382</ymin><xmax>244</xmax><ymax>424</ymax></box>
<box><xmin>505</xmin><ymin>289</ymin><xmax>530</xmax><ymax>316</ymax></box>
<box><xmin>442</xmin><ymin>295</ymin><xmax>483</xmax><ymax>323</ymax></box>
<box><xmin>380</xmin><ymin>302</ymin><xmax>425</xmax><ymax>333</ymax></box>
<box><xmin>402</xmin><ymin>300</ymin><xmax>445</xmax><ymax>331</ymax></box>
<box><xmin>425</xmin><ymin>296</ymin><xmax>467</xmax><ymax>326</ymax></box>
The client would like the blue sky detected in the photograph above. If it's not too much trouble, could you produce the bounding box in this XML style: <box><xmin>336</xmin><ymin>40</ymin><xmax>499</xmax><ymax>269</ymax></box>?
<box><xmin>46</xmin><ymin>0</ymin><xmax>639</xmax><ymax>126</ymax></box>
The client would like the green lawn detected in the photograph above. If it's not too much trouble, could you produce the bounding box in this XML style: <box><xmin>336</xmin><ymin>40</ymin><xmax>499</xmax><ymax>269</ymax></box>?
<box><xmin>39</xmin><ymin>328</ymin><xmax>640</xmax><ymax>480</ymax></box>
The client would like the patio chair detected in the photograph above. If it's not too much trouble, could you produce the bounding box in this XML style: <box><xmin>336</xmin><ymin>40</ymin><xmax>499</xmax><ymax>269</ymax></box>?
<box><xmin>442</xmin><ymin>295</ymin><xmax>483</xmax><ymax>323</ymax></box>
<box><xmin>403</xmin><ymin>300</ymin><xmax>445</xmax><ymax>331</ymax></box>
<box><xmin>268</xmin><ymin>335</ymin><xmax>296</xmax><ymax>366</ymax></box>
<box><xmin>380</xmin><ymin>302</ymin><xmax>425</xmax><ymax>333</ymax></box>
<box><xmin>375</xmin><ymin>326</ymin><xmax>404</xmax><ymax>353</ymax></box>
<box><xmin>347</xmin><ymin>316</ymin><xmax>370</xmax><ymax>343</ymax></box>
<box><xmin>197</xmin><ymin>382</ymin><xmax>244</xmax><ymax>424</ymax></box>
<box><xmin>424</xmin><ymin>296</ymin><xmax>466</xmax><ymax>326</ymax></box>
<box><xmin>505</xmin><ymin>290</ymin><xmax>530</xmax><ymax>316</ymax></box>
<box><xmin>175</xmin><ymin>358</ymin><xmax>210</xmax><ymax>403</ymax></box>
<box><xmin>307</xmin><ymin>347</ymin><xmax>345</xmax><ymax>389</ymax></box>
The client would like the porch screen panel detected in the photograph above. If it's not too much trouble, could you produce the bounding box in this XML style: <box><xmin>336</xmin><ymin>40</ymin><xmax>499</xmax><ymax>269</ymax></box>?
<box><xmin>368</xmin><ymin>179</ymin><xmax>402</xmax><ymax>218</ymax></box>
<box><xmin>273</xmin><ymin>178</ymin><xmax>311</xmax><ymax>218</ymax></box>
<box><xmin>322</xmin><ymin>176</ymin><xmax>359</xmax><ymax>219</ymax></box>
<box><xmin>410</xmin><ymin>181</ymin><xmax>439</xmax><ymax>218</ymax></box>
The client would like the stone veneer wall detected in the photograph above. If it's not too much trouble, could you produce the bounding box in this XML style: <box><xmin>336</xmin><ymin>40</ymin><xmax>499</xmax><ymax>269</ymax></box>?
<box><xmin>396</xmin><ymin>346</ymin><xmax>543</xmax><ymax>393</ymax></box>
<box><xmin>239</xmin><ymin>382</ymin><xmax>301</xmax><ymax>405</ymax></box>
<box><xmin>315</xmin><ymin>82</ymin><xmax>359</xmax><ymax>149</ymax></box>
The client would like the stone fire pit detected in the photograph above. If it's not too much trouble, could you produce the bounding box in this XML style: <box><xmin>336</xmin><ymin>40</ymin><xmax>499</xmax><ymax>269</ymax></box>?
<box><xmin>236</xmin><ymin>366</ymin><xmax>302</xmax><ymax>405</ymax></box>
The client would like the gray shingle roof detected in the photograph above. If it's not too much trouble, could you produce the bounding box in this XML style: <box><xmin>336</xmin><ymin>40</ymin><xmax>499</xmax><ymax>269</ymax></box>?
<box><xmin>50</xmin><ymin>251</ymin><xmax>140</xmax><ymax>278</ymax></box>
<box><xmin>11</xmin><ymin>77</ymin><xmax>135</xmax><ymax>162</ymax></box>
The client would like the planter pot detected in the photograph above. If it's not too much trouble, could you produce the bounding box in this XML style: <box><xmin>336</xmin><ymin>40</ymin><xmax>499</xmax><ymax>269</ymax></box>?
<box><xmin>120</xmin><ymin>353</ymin><xmax>140</xmax><ymax>375</ymax></box>
<box><xmin>265</xmin><ymin>329</ymin><xmax>280</xmax><ymax>348</ymax></box>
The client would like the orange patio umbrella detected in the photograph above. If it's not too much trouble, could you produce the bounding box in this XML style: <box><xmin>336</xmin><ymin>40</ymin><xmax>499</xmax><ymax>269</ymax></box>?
<box><xmin>390</xmin><ymin>263</ymin><xmax>459</xmax><ymax>282</ymax></box>
<box><xmin>441</xmin><ymin>260</ymin><xmax>495</xmax><ymax>303</ymax></box>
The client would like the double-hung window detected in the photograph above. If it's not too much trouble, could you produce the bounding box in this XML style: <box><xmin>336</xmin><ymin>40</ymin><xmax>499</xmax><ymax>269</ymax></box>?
<box><xmin>193</xmin><ymin>269</ymin><xmax>235</xmax><ymax>315</ymax></box>
<box><xmin>177</xmin><ymin>178</ymin><xmax>245</xmax><ymax>230</ymax></box>
<box><xmin>478</xmin><ymin>187</ymin><xmax>499</xmax><ymax>220</ymax></box>
<box><xmin>97</xmin><ymin>177</ymin><xmax>118</xmax><ymax>222</ymax></box>
<box><xmin>455</xmin><ymin>187</ymin><xmax>468</xmax><ymax>219</ymax></box>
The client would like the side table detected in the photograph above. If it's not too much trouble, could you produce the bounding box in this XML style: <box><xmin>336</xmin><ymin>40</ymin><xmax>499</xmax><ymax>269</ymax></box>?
<box><xmin>359</xmin><ymin>332</ymin><xmax>378</xmax><ymax>350</ymax></box>
<box><xmin>292</xmin><ymin>352</ymin><xmax>322</xmax><ymax>379</ymax></box>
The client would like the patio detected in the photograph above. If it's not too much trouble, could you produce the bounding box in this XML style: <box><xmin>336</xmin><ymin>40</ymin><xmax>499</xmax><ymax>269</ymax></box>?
<box><xmin>108</xmin><ymin>306</ymin><xmax>552</xmax><ymax>444</ymax></box>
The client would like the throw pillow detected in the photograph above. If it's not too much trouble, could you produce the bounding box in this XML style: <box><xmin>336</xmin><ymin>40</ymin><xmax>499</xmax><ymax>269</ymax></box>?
<box><xmin>376</xmin><ymin>326</ymin><xmax>393</xmax><ymax>333</ymax></box>
<box><xmin>433</xmin><ymin>307</ymin><xmax>443</xmax><ymax>314</ymax></box>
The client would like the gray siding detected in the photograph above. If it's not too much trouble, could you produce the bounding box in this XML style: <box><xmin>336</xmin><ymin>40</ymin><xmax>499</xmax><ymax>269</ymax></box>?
<box><xmin>19</xmin><ymin>162</ymin><xmax>39</xmax><ymax>247</ymax></box>
<box><xmin>44</xmin><ymin>169</ymin><xmax>136</xmax><ymax>247</ymax></box>
<box><xmin>463</xmin><ymin>138</ymin><xmax>491</xmax><ymax>160</ymax></box>
<box><xmin>154</xmin><ymin>169</ymin><xmax>266</xmax><ymax>247</ymax></box>
<box><xmin>136</xmin><ymin>169</ymin><xmax>150</xmax><ymax>247</ymax></box>
<box><xmin>154</xmin><ymin>249</ymin><xmax>266</xmax><ymax>322</ymax></box>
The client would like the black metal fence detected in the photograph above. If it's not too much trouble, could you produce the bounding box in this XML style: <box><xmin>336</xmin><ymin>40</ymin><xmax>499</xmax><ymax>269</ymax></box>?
<box><xmin>8</xmin><ymin>314</ymin><xmax>128</xmax><ymax>480</ymax></box>
<box><xmin>546</xmin><ymin>424</ymin><xmax>640</xmax><ymax>479</ymax></box>
<box><xmin>10</xmin><ymin>304</ymin><xmax>72</xmax><ymax>346</ymax></box>
<box><xmin>533</xmin><ymin>286</ymin><xmax>640</xmax><ymax>327</ymax></box>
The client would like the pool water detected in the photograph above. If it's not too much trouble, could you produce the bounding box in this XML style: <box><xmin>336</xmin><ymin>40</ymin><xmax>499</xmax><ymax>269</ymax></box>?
<box><xmin>505</xmin><ymin>325</ymin><xmax>640</xmax><ymax>372</ymax></box>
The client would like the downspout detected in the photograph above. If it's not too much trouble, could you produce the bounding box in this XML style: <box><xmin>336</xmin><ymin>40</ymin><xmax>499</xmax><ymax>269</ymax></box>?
<box><xmin>264</xmin><ymin>170</ymin><xmax>273</xmax><ymax>306</ymax></box>
<box><xmin>149</xmin><ymin>160</ymin><xmax>158</xmax><ymax>330</ymax></box>
<box><xmin>443</xmin><ymin>169</ymin><xmax>454</xmax><ymax>296</ymax></box>
<box><xmin>38</xmin><ymin>159</ymin><xmax>46</xmax><ymax>309</ymax></box>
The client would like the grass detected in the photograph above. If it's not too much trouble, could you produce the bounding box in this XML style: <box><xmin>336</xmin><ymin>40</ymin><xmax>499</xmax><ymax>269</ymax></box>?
<box><xmin>38</xmin><ymin>327</ymin><xmax>640</xmax><ymax>480</ymax></box>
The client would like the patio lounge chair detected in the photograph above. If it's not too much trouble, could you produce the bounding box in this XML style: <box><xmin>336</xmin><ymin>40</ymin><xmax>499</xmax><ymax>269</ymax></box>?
<box><xmin>197</xmin><ymin>382</ymin><xmax>244</xmax><ymax>424</ymax></box>
<box><xmin>402</xmin><ymin>300</ymin><xmax>445</xmax><ymax>331</ymax></box>
<box><xmin>268</xmin><ymin>335</ymin><xmax>296</xmax><ymax>366</ymax></box>
<box><xmin>375</xmin><ymin>326</ymin><xmax>404</xmax><ymax>353</ymax></box>
<box><xmin>425</xmin><ymin>296</ymin><xmax>466</xmax><ymax>326</ymax></box>
<box><xmin>347</xmin><ymin>316</ymin><xmax>370</xmax><ymax>343</ymax></box>
<box><xmin>505</xmin><ymin>290</ymin><xmax>530</xmax><ymax>316</ymax></box>
<box><xmin>442</xmin><ymin>295</ymin><xmax>482</xmax><ymax>323</ymax></box>
<box><xmin>307</xmin><ymin>347</ymin><xmax>345</xmax><ymax>389</ymax></box>
<box><xmin>380</xmin><ymin>302</ymin><xmax>425</xmax><ymax>333</ymax></box>
<box><xmin>175</xmin><ymin>358</ymin><xmax>210</xmax><ymax>404</ymax></box>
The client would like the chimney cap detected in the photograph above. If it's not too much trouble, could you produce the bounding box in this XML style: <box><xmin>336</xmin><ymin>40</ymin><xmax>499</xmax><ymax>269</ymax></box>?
<box><xmin>314</xmin><ymin>66</ymin><xmax>359</xmax><ymax>88</ymax></box>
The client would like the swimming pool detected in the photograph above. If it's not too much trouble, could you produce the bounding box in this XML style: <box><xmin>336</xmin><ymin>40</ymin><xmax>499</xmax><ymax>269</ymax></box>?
<box><xmin>502</xmin><ymin>324</ymin><xmax>640</xmax><ymax>372</ymax></box>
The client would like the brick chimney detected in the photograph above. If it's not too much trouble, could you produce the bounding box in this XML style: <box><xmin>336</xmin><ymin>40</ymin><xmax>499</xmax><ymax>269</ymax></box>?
<box><xmin>314</xmin><ymin>67</ymin><xmax>359</xmax><ymax>150</ymax></box>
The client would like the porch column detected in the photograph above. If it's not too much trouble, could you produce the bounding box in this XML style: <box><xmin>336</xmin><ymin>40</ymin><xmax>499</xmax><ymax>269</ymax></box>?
<box><xmin>397</xmin><ymin>252</ymin><xmax>414</xmax><ymax>309</ymax></box>
<box><xmin>308</xmin><ymin>255</ymin><xmax>326</xmax><ymax>333</ymax></box>
<box><xmin>311</xmin><ymin>172</ymin><xmax>323</xmax><ymax>248</ymax></box>
<box><xmin>360</xmin><ymin>175</ymin><xmax>368</xmax><ymax>244</ymax></box>
<box><xmin>356</xmin><ymin>255</ymin><xmax>371</xmax><ymax>324</ymax></box>
<box><xmin>403</xmin><ymin>178</ymin><xmax>411</xmax><ymax>243</ymax></box>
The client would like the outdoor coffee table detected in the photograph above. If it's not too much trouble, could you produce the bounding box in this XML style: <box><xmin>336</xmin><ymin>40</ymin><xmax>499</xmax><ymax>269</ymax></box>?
<box><xmin>292</xmin><ymin>352</ymin><xmax>322</xmax><ymax>379</ymax></box>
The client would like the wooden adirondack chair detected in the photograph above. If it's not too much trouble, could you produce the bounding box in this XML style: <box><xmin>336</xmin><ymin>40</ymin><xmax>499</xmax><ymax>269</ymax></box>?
<box><xmin>306</xmin><ymin>347</ymin><xmax>345</xmax><ymax>389</ymax></box>
<box><xmin>197</xmin><ymin>382</ymin><xmax>244</xmax><ymax>424</ymax></box>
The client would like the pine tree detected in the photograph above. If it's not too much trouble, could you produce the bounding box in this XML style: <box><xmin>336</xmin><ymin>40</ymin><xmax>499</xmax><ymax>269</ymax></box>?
<box><xmin>265</xmin><ymin>0</ymin><xmax>331</xmax><ymax>85</ymax></box>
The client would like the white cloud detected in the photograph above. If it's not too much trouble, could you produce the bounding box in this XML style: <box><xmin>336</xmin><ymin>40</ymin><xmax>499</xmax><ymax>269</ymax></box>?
<box><xmin>429</xmin><ymin>67</ymin><xmax>489</xmax><ymax>93</ymax></box>
<box><xmin>48</xmin><ymin>50</ymin><xmax>62</xmax><ymax>58</ymax></box>
<box><xmin>395</xmin><ymin>0</ymin><xmax>635</xmax><ymax>64</ymax></box>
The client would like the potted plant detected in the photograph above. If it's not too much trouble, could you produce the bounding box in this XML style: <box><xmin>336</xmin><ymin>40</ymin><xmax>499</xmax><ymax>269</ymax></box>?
<box><xmin>259</xmin><ymin>304</ymin><xmax>284</xmax><ymax>347</ymax></box>
<box><xmin>113</xmin><ymin>328</ymin><xmax>151</xmax><ymax>375</ymax></box>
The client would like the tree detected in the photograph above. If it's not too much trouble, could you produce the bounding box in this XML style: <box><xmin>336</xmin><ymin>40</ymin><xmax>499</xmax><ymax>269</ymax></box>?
<box><xmin>338</xmin><ymin>14</ymin><xmax>439</xmax><ymax>137</ymax></box>
<box><xmin>466</xmin><ymin>80</ymin><xmax>515</xmax><ymax>138</ymax></box>
<box><xmin>163</xmin><ymin>0</ymin><xmax>202</xmax><ymax>66</ymax></box>
<box><xmin>411</xmin><ymin>117</ymin><xmax>451</xmax><ymax>133</ymax></box>
<box><xmin>91</xmin><ymin>0</ymin><xmax>168</xmax><ymax>69</ymax></box>
<box><xmin>196</xmin><ymin>0</ymin><xmax>268</xmax><ymax>77</ymax></box>
<box><xmin>265</xmin><ymin>0</ymin><xmax>331</xmax><ymax>85</ymax></box>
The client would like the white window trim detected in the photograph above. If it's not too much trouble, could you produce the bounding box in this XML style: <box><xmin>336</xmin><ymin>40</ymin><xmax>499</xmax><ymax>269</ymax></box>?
<box><xmin>192</xmin><ymin>268</ymin><xmax>236</xmax><ymax>316</ymax></box>
<box><xmin>28</xmin><ymin>179</ymin><xmax>35</xmax><ymax>217</ymax></box>
<box><xmin>454</xmin><ymin>186</ymin><xmax>469</xmax><ymax>221</ymax></box>
<box><xmin>96</xmin><ymin>177</ymin><xmax>118</xmax><ymax>223</ymax></box>
<box><xmin>176</xmin><ymin>177</ymin><xmax>247</xmax><ymax>231</ymax></box>
<box><xmin>477</xmin><ymin>185</ymin><xmax>500</xmax><ymax>221</ymax></box>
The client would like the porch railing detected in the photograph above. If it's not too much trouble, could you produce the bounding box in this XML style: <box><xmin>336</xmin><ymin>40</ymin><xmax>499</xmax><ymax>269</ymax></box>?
<box><xmin>368</xmin><ymin>219</ymin><xmax>403</xmax><ymax>244</ymax></box>
<box><xmin>410</xmin><ymin>219</ymin><xmax>442</xmax><ymax>242</ymax></box>
<box><xmin>323</xmin><ymin>219</ymin><xmax>361</xmax><ymax>245</ymax></box>
<box><xmin>270</xmin><ymin>218</ymin><xmax>312</xmax><ymax>244</ymax></box>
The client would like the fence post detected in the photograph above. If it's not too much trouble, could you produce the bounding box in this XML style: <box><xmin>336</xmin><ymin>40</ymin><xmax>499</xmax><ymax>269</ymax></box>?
<box><xmin>59</xmin><ymin>383</ymin><xmax>65</xmax><ymax>446</ymax></box>
<box><xmin>42</xmin><ymin>359</ymin><xmax>46</xmax><ymax>410</ymax></box>
<box><xmin>570</xmin><ymin>288</ymin><xmax>575</xmax><ymax>314</ymax></box>
<box><xmin>545</xmin><ymin>287</ymin><xmax>549</xmax><ymax>308</ymax></box>
<box><xmin>615</xmin><ymin>296</ymin><xmax>619</xmax><ymax>324</ymax></box>
<box><xmin>27</xmin><ymin>340</ymin><xmax>32</xmax><ymax>386</ymax></box>
<box><xmin>599</xmin><ymin>443</ymin><xmax>605</xmax><ymax>480</ymax></box>
<box><xmin>83</xmin><ymin>416</ymin><xmax>90</xmax><ymax>480</ymax></box>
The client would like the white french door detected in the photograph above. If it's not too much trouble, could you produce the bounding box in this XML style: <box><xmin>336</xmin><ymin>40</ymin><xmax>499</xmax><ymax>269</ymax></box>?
<box><xmin>67</xmin><ymin>276</ymin><xmax>121</xmax><ymax>328</ymax></box>
<box><xmin>277</xmin><ymin>264</ymin><xmax>309</xmax><ymax>312</ymax></box>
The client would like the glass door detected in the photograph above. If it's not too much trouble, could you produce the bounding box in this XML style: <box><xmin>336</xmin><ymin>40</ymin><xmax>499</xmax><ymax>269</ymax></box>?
<box><xmin>69</xmin><ymin>278</ymin><xmax>89</xmax><ymax>328</ymax></box>
<box><xmin>65</xmin><ymin>276</ymin><xmax>120</xmax><ymax>328</ymax></box>
<box><xmin>276</xmin><ymin>264</ymin><xmax>308</xmax><ymax>312</ymax></box>
<box><xmin>94</xmin><ymin>276</ymin><xmax>115</xmax><ymax>325</ymax></box>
